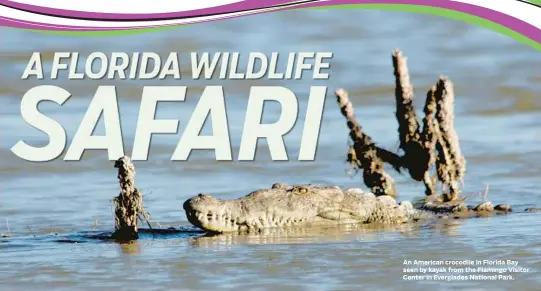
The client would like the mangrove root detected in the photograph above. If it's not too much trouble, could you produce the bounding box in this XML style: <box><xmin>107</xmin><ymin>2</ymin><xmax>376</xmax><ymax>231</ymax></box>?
<box><xmin>336</xmin><ymin>89</ymin><xmax>398</xmax><ymax>197</ymax></box>
<box><xmin>434</xmin><ymin>77</ymin><xmax>466</xmax><ymax>201</ymax></box>
<box><xmin>336</xmin><ymin>49</ymin><xmax>466</xmax><ymax>201</ymax></box>
<box><xmin>111</xmin><ymin>156</ymin><xmax>149</xmax><ymax>240</ymax></box>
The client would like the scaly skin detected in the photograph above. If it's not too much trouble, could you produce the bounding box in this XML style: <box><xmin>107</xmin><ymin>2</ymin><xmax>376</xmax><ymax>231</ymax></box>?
<box><xmin>183</xmin><ymin>183</ymin><xmax>520</xmax><ymax>233</ymax></box>
<box><xmin>183</xmin><ymin>184</ymin><xmax>432</xmax><ymax>233</ymax></box>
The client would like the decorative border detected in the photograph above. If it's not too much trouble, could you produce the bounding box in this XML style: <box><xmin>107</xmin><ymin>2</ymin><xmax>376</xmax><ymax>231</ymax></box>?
<box><xmin>1</xmin><ymin>0</ymin><xmax>540</xmax><ymax>50</ymax></box>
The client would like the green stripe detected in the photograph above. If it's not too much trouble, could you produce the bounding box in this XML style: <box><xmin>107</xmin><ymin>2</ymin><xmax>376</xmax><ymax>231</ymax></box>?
<box><xmin>306</xmin><ymin>4</ymin><xmax>541</xmax><ymax>51</ymax></box>
<box><xmin>530</xmin><ymin>0</ymin><xmax>541</xmax><ymax>6</ymax></box>
<box><xmin>13</xmin><ymin>3</ymin><xmax>541</xmax><ymax>52</ymax></box>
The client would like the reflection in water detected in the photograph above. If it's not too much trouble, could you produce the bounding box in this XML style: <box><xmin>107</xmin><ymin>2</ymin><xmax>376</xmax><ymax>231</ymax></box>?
<box><xmin>190</xmin><ymin>223</ymin><xmax>425</xmax><ymax>247</ymax></box>
<box><xmin>428</xmin><ymin>220</ymin><xmax>462</xmax><ymax>237</ymax></box>
<box><xmin>118</xmin><ymin>241</ymin><xmax>141</xmax><ymax>254</ymax></box>
<box><xmin>187</xmin><ymin>219</ymin><xmax>471</xmax><ymax>248</ymax></box>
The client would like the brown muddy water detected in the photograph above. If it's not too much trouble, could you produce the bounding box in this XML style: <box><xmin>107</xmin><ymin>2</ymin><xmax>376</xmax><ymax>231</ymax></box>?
<box><xmin>1</xmin><ymin>10</ymin><xmax>541</xmax><ymax>291</ymax></box>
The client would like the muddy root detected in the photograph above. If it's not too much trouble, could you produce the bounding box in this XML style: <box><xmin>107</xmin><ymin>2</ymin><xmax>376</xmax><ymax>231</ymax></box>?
<box><xmin>337</xmin><ymin>49</ymin><xmax>466</xmax><ymax>201</ymax></box>
<box><xmin>392</xmin><ymin>49</ymin><xmax>422</xmax><ymax>162</ymax></box>
<box><xmin>111</xmin><ymin>156</ymin><xmax>149</xmax><ymax>241</ymax></box>
<box><xmin>392</xmin><ymin>50</ymin><xmax>438</xmax><ymax>195</ymax></box>
<box><xmin>434</xmin><ymin>77</ymin><xmax>466</xmax><ymax>201</ymax></box>
<box><xmin>335</xmin><ymin>88</ymin><xmax>397</xmax><ymax>197</ymax></box>
<box><xmin>419</xmin><ymin>86</ymin><xmax>439</xmax><ymax>196</ymax></box>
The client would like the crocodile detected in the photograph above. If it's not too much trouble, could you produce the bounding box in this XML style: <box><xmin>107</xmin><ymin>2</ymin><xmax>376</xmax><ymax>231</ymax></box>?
<box><xmin>183</xmin><ymin>183</ymin><xmax>512</xmax><ymax>234</ymax></box>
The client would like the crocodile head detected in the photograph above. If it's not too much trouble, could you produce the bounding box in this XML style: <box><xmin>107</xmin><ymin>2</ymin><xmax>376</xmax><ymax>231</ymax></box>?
<box><xmin>183</xmin><ymin>184</ymin><xmax>415</xmax><ymax>233</ymax></box>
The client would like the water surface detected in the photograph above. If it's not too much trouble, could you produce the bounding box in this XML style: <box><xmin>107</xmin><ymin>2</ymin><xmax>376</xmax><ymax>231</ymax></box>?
<box><xmin>1</xmin><ymin>10</ymin><xmax>540</xmax><ymax>291</ymax></box>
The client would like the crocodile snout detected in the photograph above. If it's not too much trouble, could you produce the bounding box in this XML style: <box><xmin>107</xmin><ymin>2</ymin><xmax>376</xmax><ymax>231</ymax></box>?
<box><xmin>183</xmin><ymin>194</ymin><xmax>237</xmax><ymax>233</ymax></box>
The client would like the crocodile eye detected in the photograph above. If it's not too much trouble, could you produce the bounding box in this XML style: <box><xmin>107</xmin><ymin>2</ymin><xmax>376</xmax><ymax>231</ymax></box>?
<box><xmin>291</xmin><ymin>186</ymin><xmax>310</xmax><ymax>195</ymax></box>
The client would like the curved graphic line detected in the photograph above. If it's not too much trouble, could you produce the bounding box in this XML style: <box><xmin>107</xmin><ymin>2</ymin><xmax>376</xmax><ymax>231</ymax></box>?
<box><xmin>1</xmin><ymin>1</ymin><xmax>540</xmax><ymax>52</ymax></box>
<box><xmin>516</xmin><ymin>0</ymin><xmax>540</xmax><ymax>7</ymax></box>
<box><xmin>2</xmin><ymin>0</ymin><xmax>539</xmax><ymax>38</ymax></box>
<box><xmin>318</xmin><ymin>4</ymin><xmax>541</xmax><ymax>50</ymax></box>
<box><xmin>0</xmin><ymin>0</ymin><xmax>303</xmax><ymax>20</ymax></box>
<box><xmin>303</xmin><ymin>0</ymin><xmax>540</xmax><ymax>44</ymax></box>
<box><xmin>3</xmin><ymin>0</ymin><xmax>540</xmax><ymax>21</ymax></box>
<box><xmin>523</xmin><ymin>0</ymin><xmax>541</xmax><ymax>7</ymax></box>
<box><xmin>0</xmin><ymin>7</ymin><xmax>285</xmax><ymax>31</ymax></box>
<box><xmin>0</xmin><ymin>0</ymin><xmax>317</xmax><ymax>22</ymax></box>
